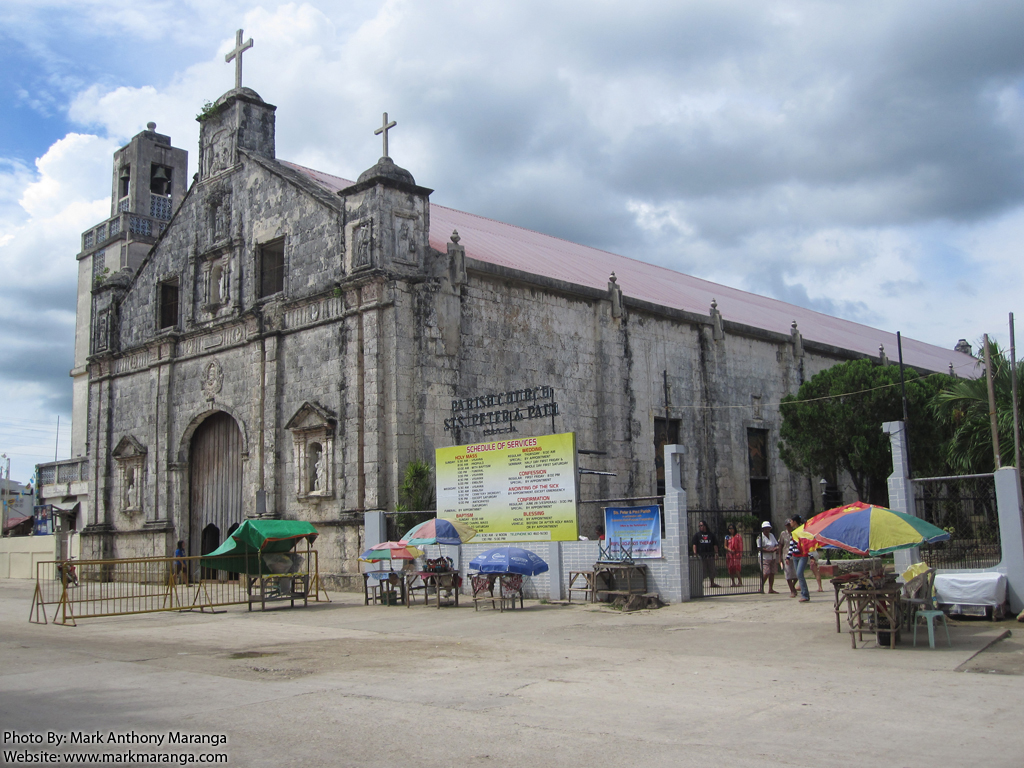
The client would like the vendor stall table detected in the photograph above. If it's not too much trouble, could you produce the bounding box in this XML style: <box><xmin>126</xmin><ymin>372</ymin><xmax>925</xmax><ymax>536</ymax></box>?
<box><xmin>362</xmin><ymin>571</ymin><xmax>407</xmax><ymax>605</ymax></box>
<box><xmin>594</xmin><ymin>563</ymin><xmax>648</xmax><ymax>602</ymax></box>
<box><xmin>405</xmin><ymin>571</ymin><xmax>460</xmax><ymax>608</ymax></box>
<box><xmin>934</xmin><ymin>571</ymin><xmax>1008</xmax><ymax>619</ymax></box>
<box><xmin>843</xmin><ymin>583</ymin><xmax>903</xmax><ymax>649</ymax></box>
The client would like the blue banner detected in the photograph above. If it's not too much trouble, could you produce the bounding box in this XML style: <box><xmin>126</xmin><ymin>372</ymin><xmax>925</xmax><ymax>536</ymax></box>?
<box><xmin>33</xmin><ymin>504</ymin><xmax>53</xmax><ymax>536</ymax></box>
<box><xmin>603</xmin><ymin>505</ymin><xmax>661</xmax><ymax>559</ymax></box>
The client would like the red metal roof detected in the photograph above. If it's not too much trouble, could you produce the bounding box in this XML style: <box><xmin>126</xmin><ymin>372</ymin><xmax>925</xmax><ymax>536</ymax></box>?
<box><xmin>282</xmin><ymin>161</ymin><xmax>976</xmax><ymax>376</ymax></box>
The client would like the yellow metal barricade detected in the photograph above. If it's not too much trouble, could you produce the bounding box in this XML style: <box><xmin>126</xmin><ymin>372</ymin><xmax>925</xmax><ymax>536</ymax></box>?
<box><xmin>30</xmin><ymin>550</ymin><xmax>327</xmax><ymax>625</ymax></box>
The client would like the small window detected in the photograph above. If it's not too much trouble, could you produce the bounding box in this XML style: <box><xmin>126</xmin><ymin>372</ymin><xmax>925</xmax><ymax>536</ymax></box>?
<box><xmin>159</xmin><ymin>280</ymin><xmax>179</xmax><ymax>329</ymax></box>
<box><xmin>119</xmin><ymin>165</ymin><xmax>130</xmax><ymax>198</ymax></box>
<box><xmin>150</xmin><ymin>164</ymin><xmax>172</xmax><ymax>196</ymax></box>
<box><xmin>259</xmin><ymin>239</ymin><xmax>285</xmax><ymax>298</ymax></box>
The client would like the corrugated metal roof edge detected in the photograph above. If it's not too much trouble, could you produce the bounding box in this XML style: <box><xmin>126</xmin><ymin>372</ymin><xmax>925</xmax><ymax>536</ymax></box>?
<box><xmin>281</xmin><ymin>159</ymin><xmax>976</xmax><ymax>376</ymax></box>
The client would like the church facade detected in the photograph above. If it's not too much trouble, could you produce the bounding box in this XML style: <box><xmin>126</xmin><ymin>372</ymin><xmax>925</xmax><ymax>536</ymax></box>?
<box><xmin>69</xmin><ymin>83</ymin><xmax>973</xmax><ymax>588</ymax></box>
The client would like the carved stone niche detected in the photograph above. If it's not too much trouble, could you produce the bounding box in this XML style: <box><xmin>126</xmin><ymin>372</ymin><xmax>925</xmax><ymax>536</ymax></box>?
<box><xmin>200</xmin><ymin>248</ymin><xmax>233</xmax><ymax>315</ymax></box>
<box><xmin>285</xmin><ymin>402</ymin><xmax>336</xmax><ymax>500</ymax></box>
<box><xmin>112</xmin><ymin>435</ymin><xmax>147</xmax><ymax>516</ymax></box>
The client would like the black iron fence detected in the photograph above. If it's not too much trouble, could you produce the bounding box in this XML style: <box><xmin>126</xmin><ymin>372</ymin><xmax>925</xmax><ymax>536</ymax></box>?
<box><xmin>687</xmin><ymin>509</ymin><xmax>765</xmax><ymax>597</ymax></box>
<box><xmin>912</xmin><ymin>474</ymin><xmax>1000</xmax><ymax>569</ymax></box>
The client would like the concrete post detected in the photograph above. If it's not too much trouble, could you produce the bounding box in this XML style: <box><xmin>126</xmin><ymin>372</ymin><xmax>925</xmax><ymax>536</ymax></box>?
<box><xmin>994</xmin><ymin>467</ymin><xmax>1024</xmax><ymax>612</ymax></box>
<box><xmin>363</xmin><ymin>510</ymin><xmax>386</xmax><ymax>550</ymax></box>
<box><xmin>883</xmin><ymin>420</ymin><xmax>918</xmax><ymax>575</ymax></box>
<box><xmin>549</xmin><ymin>541</ymin><xmax>563</xmax><ymax>600</ymax></box>
<box><xmin>663</xmin><ymin>444</ymin><xmax>689</xmax><ymax>602</ymax></box>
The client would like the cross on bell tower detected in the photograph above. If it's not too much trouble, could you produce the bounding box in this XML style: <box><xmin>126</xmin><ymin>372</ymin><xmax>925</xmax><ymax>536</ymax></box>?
<box><xmin>374</xmin><ymin>112</ymin><xmax>397</xmax><ymax>158</ymax></box>
<box><xmin>225</xmin><ymin>29</ymin><xmax>254</xmax><ymax>90</ymax></box>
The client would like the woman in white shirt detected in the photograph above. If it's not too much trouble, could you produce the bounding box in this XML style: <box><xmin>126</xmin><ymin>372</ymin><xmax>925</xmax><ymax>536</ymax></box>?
<box><xmin>757</xmin><ymin>521</ymin><xmax>780</xmax><ymax>594</ymax></box>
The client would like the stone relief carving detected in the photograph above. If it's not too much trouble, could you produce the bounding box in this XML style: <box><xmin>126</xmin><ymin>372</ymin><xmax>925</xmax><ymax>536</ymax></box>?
<box><xmin>202</xmin><ymin>360</ymin><xmax>224</xmax><ymax>399</ymax></box>
<box><xmin>202</xmin><ymin>129</ymin><xmax>233</xmax><ymax>178</ymax></box>
<box><xmin>394</xmin><ymin>213</ymin><xmax>418</xmax><ymax>264</ymax></box>
<box><xmin>353</xmin><ymin>221</ymin><xmax>372</xmax><ymax>269</ymax></box>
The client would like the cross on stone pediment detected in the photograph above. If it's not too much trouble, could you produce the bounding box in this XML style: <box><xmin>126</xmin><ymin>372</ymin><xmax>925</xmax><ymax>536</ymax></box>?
<box><xmin>225</xmin><ymin>29</ymin><xmax>254</xmax><ymax>90</ymax></box>
<box><xmin>374</xmin><ymin>112</ymin><xmax>397</xmax><ymax>158</ymax></box>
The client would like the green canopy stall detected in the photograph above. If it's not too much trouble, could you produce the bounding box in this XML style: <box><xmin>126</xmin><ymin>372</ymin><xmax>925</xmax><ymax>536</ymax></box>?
<box><xmin>201</xmin><ymin>519</ymin><xmax>320</xmax><ymax>610</ymax></box>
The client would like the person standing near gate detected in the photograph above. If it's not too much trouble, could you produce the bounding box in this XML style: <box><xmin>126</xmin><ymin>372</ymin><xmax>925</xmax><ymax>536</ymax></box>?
<box><xmin>692</xmin><ymin>520</ymin><xmax>721</xmax><ymax>589</ymax></box>
<box><xmin>756</xmin><ymin>521</ymin><xmax>780</xmax><ymax>594</ymax></box>
<box><xmin>780</xmin><ymin>519</ymin><xmax>798</xmax><ymax>597</ymax></box>
<box><xmin>791</xmin><ymin>514</ymin><xmax>811</xmax><ymax>602</ymax></box>
<box><xmin>173</xmin><ymin>540</ymin><xmax>186</xmax><ymax>582</ymax></box>
<box><xmin>724</xmin><ymin>523</ymin><xmax>743</xmax><ymax>587</ymax></box>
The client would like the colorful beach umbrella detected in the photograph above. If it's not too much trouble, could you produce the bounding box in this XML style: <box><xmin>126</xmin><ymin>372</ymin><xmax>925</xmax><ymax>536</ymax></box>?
<box><xmin>359</xmin><ymin>541</ymin><xmax>424</xmax><ymax>563</ymax></box>
<box><xmin>797</xmin><ymin>501</ymin><xmax>950</xmax><ymax>556</ymax></box>
<box><xmin>400</xmin><ymin>518</ymin><xmax>477</xmax><ymax>546</ymax></box>
<box><xmin>469</xmin><ymin>546</ymin><xmax>549</xmax><ymax>576</ymax></box>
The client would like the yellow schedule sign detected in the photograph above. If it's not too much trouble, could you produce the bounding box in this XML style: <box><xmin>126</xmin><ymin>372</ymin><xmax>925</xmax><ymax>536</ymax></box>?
<box><xmin>436</xmin><ymin>433</ymin><xmax>578</xmax><ymax>542</ymax></box>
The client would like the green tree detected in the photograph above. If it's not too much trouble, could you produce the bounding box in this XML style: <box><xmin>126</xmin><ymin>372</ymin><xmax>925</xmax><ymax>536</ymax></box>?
<box><xmin>393</xmin><ymin>459</ymin><xmax>436</xmax><ymax>538</ymax></box>
<box><xmin>932</xmin><ymin>340</ymin><xmax>1024</xmax><ymax>473</ymax></box>
<box><xmin>779</xmin><ymin>359</ymin><xmax>952</xmax><ymax>504</ymax></box>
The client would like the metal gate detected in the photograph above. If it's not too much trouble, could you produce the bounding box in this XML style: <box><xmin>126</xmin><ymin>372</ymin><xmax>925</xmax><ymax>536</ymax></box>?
<box><xmin>912</xmin><ymin>473</ymin><xmax>999</xmax><ymax>569</ymax></box>
<box><xmin>688</xmin><ymin>509</ymin><xmax>766</xmax><ymax>597</ymax></box>
<box><xmin>189</xmin><ymin>411</ymin><xmax>243</xmax><ymax>574</ymax></box>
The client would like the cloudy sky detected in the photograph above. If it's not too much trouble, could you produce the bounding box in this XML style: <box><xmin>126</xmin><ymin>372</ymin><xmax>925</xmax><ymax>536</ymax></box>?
<box><xmin>1</xmin><ymin>0</ymin><xmax>1023</xmax><ymax>482</ymax></box>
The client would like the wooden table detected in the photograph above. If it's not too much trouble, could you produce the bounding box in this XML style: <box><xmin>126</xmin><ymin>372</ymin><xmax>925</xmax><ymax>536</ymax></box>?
<box><xmin>405</xmin><ymin>571</ymin><xmax>460</xmax><ymax>608</ymax></box>
<box><xmin>362</xmin><ymin>571</ymin><xmax>407</xmax><ymax>605</ymax></box>
<box><xmin>842</xmin><ymin>584</ymin><xmax>903</xmax><ymax>649</ymax></box>
<box><xmin>593</xmin><ymin>563</ymin><xmax>648</xmax><ymax>602</ymax></box>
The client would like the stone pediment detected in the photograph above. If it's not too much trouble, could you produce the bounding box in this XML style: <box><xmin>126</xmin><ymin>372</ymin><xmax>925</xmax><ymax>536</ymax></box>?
<box><xmin>112</xmin><ymin>435</ymin><xmax>147</xmax><ymax>458</ymax></box>
<box><xmin>285</xmin><ymin>402</ymin><xmax>336</xmax><ymax>432</ymax></box>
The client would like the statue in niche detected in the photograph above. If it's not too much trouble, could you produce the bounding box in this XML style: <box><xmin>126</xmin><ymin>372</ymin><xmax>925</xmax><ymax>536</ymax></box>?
<box><xmin>123</xmin><ymin>466</ymin><xmax>137</xmax><ymax>510</ymax></box>
<box><xmin>218</xmin><ymin>263</ymin><xmax>229</xmax><ymax>304</ymax></box>
<box><xmin>313</xmin><ymin>448</ymin><xmax>325</xmax><ymax>493</ymax></box>
<box><xmin>211</xmin><ymin>196</ymin><xmax>231</xmax><ymax>241</ymax></box>
<box><xmin>354</xmin><ymin>222</ymin><xmax>371</xmax><ymax>268</ymax></box>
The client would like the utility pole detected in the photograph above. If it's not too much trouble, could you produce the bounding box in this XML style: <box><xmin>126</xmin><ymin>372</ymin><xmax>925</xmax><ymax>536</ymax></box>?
<box><xmin>1</xmin><ymin>453</ymin><xmax>9</xmax><ymax>536</ymax></box>
<box><xmin>983</xmin><ymin>334</ymin><xmax>1002</xmax><ymax>470</ymax></box>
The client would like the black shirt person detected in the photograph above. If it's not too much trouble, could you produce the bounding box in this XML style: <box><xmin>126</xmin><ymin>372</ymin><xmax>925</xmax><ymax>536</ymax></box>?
<box><xmin>691</xmin><ymin>520</ymin><xmax>721</xmax><ymax>589</ymax></box>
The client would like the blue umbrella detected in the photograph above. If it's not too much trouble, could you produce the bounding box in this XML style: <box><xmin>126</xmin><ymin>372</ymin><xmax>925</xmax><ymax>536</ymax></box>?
<box><xmin>469</xmin><ymin>547</ymin><xmax>549</xmax><ymax>576</ymax></box>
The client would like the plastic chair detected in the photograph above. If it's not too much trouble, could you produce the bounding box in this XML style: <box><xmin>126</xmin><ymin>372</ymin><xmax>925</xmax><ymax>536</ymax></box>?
<box><xmin>913</xmin><ymin>609</ymin><xmax>952</xmax><ymax>649</ymax></box>
<box><xmin>903</xmin><ymin>568</ymin><xmax>951</xmax><ymax>649</ymax></box>
<box><xmin>471</xmin><ymin>573</ymin><xmax>496</xmax><ymax>611</ymax></box>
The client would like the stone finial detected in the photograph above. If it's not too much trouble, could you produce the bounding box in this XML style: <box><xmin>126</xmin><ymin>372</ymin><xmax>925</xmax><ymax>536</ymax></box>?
<box><xmin>710</xmin><ymin>299</ymin><xmax>724</xmax><ymax>341</ymax></box>
<box><xmin>791</xmin><ymin>320</ymin><xmax>804</xmax><ymax>358</ymax></box>
<box><xmin>608</xmin><ymin>272</ymin><xmax>623</xmax><ymax>318</ymax></box>
<box><xmin>954</xmin><ymin>338</ymin><xmax>973</xmax><ymax>357</ymax></box>
<box><xmin>879</xmin><ymin>344</ymin><xmax>888</xmax><ymax>366</ymax></box>
<box><xmin>447</xmin><ymin>229</ymin><xmax>467</xmax><ymax>287</ymax></box>
<box><xmin>146</xmin><ymin>122</ymin><xmax>156</xmax><ymax>131</ymax></box>
<box><xmin>949</xmin><ymin>362</ymin><xmax>956</xmax><ymax>377</ymax></box>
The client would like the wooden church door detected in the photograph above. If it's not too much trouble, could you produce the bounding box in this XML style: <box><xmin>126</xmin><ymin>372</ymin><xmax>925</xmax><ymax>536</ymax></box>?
<box><xmin>189</xmin><ymin>411</ymin><xmax>243</xmax><ymax>578</ymax></box>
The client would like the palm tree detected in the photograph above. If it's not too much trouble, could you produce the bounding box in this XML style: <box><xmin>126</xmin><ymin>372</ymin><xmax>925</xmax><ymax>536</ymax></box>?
<box><xmin>932</xmin><ymin>340</ymin><xmax>1023</xmax><ymax>473</ymax></box>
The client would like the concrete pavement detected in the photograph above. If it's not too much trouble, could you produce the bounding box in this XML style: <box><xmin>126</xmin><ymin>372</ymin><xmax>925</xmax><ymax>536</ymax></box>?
<box><xmin>0</xmin><ymin>578</ymin><xmax>1018</xmax><ymax>767</ymax></box>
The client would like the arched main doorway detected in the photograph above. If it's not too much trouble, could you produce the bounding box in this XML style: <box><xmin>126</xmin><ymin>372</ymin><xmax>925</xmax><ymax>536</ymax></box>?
<box><xmin>189</xmin><ymin>411</ymin><xmax>243</xmax><ymax>578</ymax></box>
